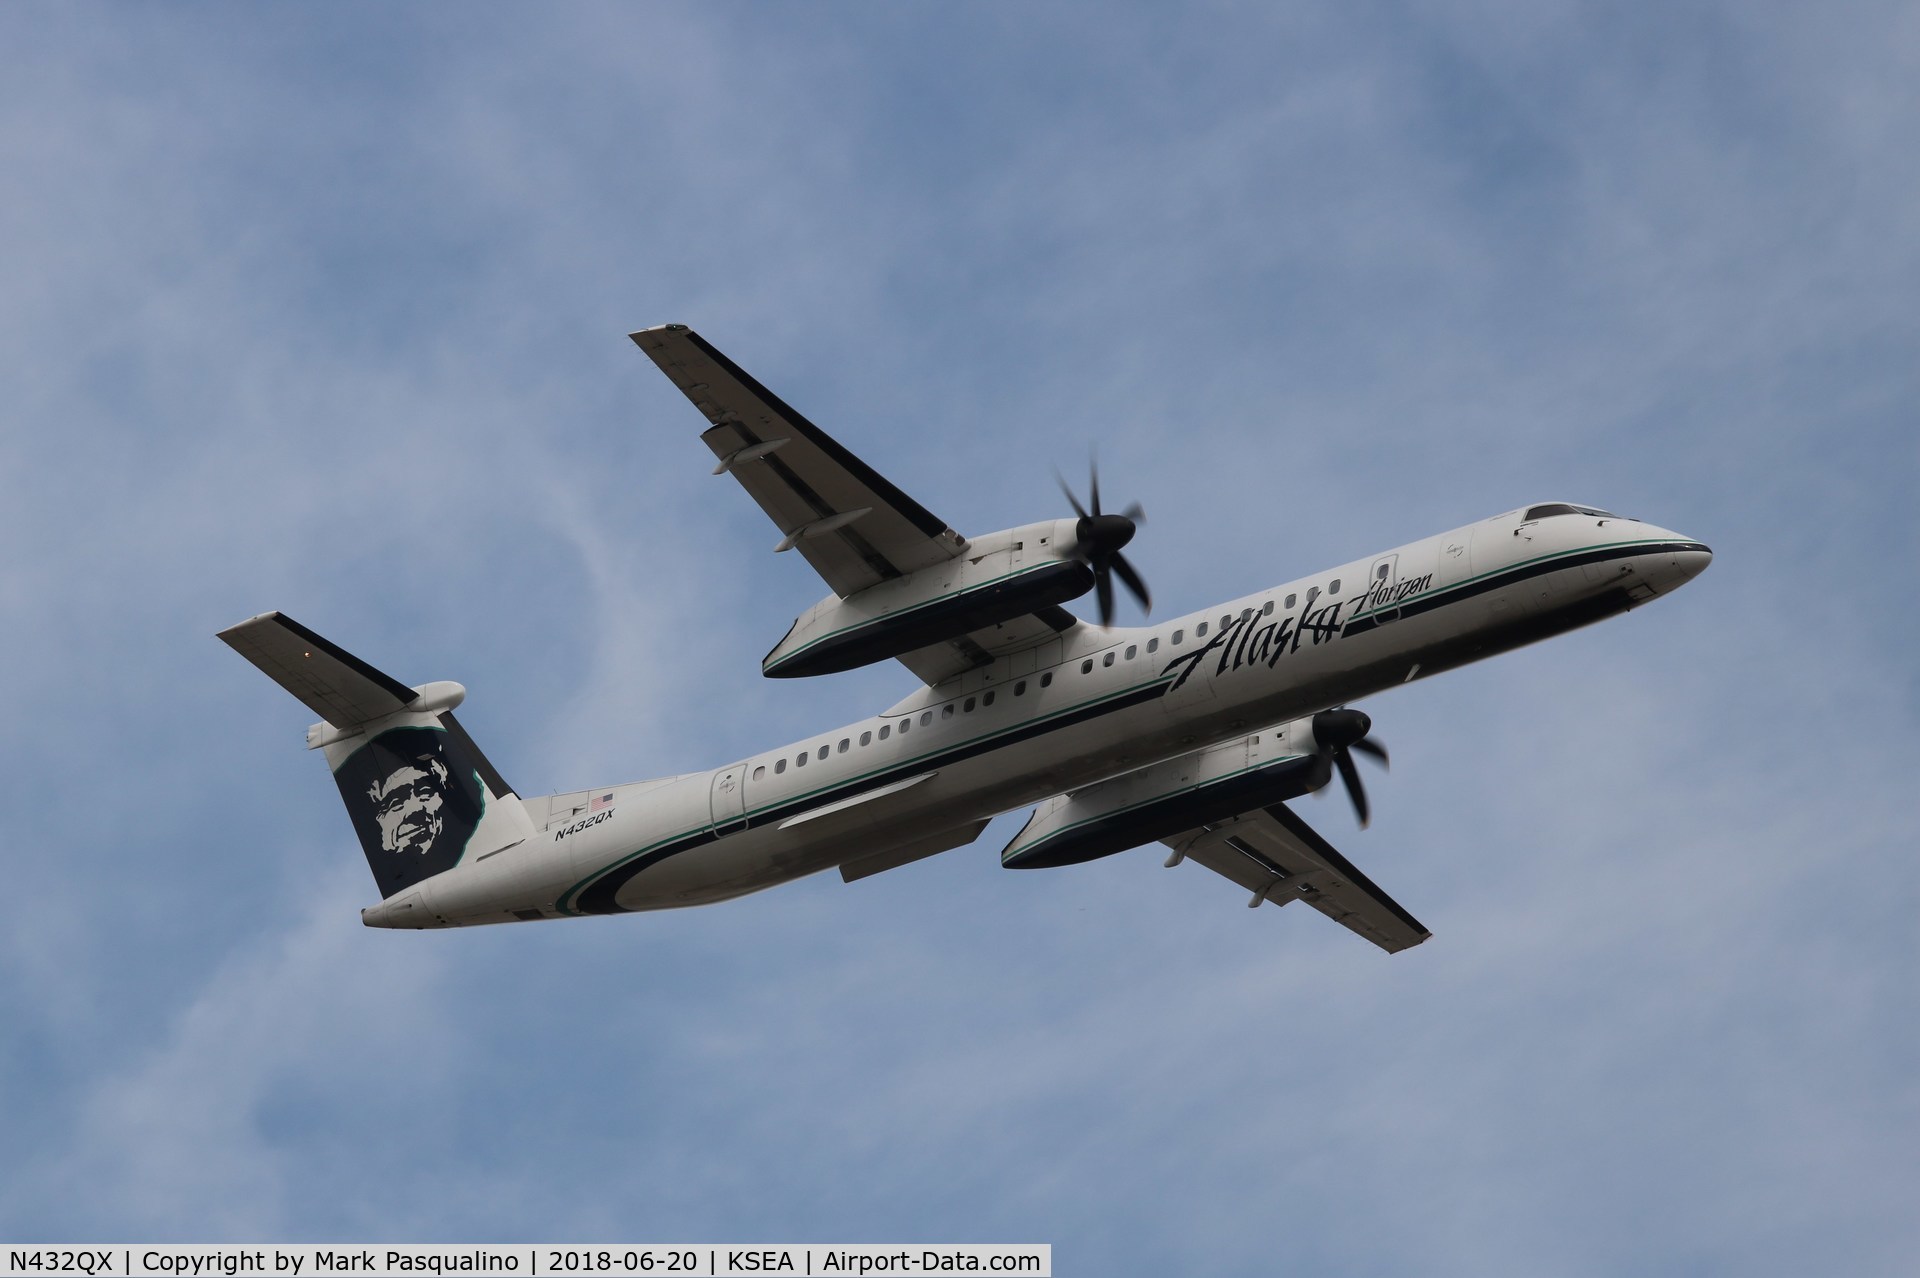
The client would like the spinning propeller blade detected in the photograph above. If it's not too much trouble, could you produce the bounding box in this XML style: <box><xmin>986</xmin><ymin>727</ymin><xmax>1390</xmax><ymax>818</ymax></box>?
<box><xmin>1310</xmin><ymin>708</ymin><xmax>1390</xmax><ymax>829</ymax></box>
<box><xmin>1059</xmin><ymin>458</ymin><xmax>1150</xmax><ymax>627</ymax></box>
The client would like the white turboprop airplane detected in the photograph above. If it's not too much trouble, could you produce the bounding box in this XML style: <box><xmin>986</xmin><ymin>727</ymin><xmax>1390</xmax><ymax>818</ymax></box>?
<box><xmin>221</xmin><ymin>325</ymin><xmax>1711</xmax><ymax>953</ymax></box>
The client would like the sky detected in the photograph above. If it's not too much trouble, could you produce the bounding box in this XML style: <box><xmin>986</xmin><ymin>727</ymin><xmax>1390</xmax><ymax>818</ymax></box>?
<box><xmin>1</xmin><ymin>3</ymin><xmax>1916</xmax><ymax>1272</ymax></box>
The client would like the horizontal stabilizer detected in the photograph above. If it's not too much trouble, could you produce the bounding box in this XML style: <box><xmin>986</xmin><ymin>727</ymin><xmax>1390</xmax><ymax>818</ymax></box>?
<box><xmin>218</xmin><ymin>612</ymin><xmax>418</xmax><ymax>728</ymax></box>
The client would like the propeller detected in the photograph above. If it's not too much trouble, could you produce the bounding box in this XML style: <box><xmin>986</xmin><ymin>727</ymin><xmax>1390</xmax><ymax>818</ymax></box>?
<box><xmin>1309</xmin><ymin>707</ymin><xmax>1390</xmax><ymax>828</ymax></box>
<box><xmin>1058</xmin><ymin>458</ymin><xmax>1150</xmax><ymax>627</ymax></box>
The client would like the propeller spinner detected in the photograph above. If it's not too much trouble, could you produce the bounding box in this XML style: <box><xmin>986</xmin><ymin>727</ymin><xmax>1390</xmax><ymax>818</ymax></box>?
<box><xmin>1058</xmin><ymin>459</ymin><xmax>1150</xmax><ymax>628</ymax></box>
<box><xmin>1310</xmin><ymin>708</ymin><xmax>1390</xmax><ymax>828</ymax></box>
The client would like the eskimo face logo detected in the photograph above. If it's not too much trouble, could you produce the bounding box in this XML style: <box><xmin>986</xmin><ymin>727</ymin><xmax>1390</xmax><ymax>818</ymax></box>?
<box><xmin>370</xmin><ymin>752</ymin><xmax>452</xmax><ymax>856</ymax></box>
<box><xmin>335</xmin><ymin>725</ymin><xmax>485</xmax><ymax>897</ymax></box>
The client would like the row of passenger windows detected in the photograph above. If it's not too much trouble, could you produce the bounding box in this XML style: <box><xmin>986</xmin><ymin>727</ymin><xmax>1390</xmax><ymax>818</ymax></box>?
<box><xmin>1061</xmin><ymin>585</ymin><xmax>1350</xmax><ymax>674</ymax></box>
<box><xmin>754</xmin><ymin>672</ymin><xmax>1061</xmax><ymax>778</ymax></box>
<box><xmin>748</xmin><ymin>580</ymin><xmax>1356</xmax><ymax>781</ymax></box>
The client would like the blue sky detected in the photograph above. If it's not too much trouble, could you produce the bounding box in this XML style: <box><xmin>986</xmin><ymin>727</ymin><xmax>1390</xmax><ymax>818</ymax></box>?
<box><xmin>2</xmin><ymin>4</ymin><xmax>1915</xmax><ymax>1272</ymax></box>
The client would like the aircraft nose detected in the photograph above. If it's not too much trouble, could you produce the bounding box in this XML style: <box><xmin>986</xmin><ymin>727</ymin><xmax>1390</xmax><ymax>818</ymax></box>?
<box><xmin>1640</xmin><ymin>537</ymin><xmax>1712</xmax><ymax>595</ymax></box>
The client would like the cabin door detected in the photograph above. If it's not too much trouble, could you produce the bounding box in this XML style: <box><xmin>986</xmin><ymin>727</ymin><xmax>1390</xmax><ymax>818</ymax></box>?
<box><xmin>710</xmin><ymin>764</ymin><xmax>748</xmax><ymax>836</ymax></box>
<box><xmin>1367</xmin><ymin>554</ymin><xmax>1401</xmax><ymax>625</ymax></box>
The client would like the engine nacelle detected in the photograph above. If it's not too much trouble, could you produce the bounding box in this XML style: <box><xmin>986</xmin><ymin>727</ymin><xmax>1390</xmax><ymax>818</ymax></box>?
<box><xmin>1001</xmin><ymin>719</ymin><xmax>1332</xmax><ymax>869</ymax></box>
<box><xmin>763</xmin><ymin>520</ymin><xmax>1091</xmax><ymax>677</ymax></box>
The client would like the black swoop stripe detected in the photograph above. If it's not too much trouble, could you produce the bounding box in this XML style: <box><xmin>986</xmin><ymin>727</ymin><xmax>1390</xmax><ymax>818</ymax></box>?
<box><xmin>569</xmin><ymin>679</ymin><xmax>1172</xmax><ymax>914</ymax></box>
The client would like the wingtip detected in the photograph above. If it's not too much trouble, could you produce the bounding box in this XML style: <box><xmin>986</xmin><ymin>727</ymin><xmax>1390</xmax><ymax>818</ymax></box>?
<box><xmin>215</xmin><ymin>610</ymin><xmax>286</xmax><ymax>641</ymax></box>
<box><xmin>628</xmin><ymin>323</ymin><xmax>691</xmax><ymax>345</ymax></box>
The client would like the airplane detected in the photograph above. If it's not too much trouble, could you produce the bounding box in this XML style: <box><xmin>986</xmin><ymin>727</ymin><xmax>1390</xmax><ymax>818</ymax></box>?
<box><xmin>220</xmin><ymin>324</ymin><xmax>1711</xmax><ymax>953</ymax></box>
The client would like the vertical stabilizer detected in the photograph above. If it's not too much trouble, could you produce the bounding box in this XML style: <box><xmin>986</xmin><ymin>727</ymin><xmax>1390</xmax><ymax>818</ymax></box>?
<box><xmin>219</xmin><ymin>613</ymin><xmax>536</xmax><ymax>899</ymax></box>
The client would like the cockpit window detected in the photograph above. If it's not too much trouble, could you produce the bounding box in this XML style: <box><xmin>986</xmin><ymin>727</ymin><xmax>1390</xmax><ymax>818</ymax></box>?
<box><xmin>1524</xmin><ymin>503</ymin><xmax>1620</xmax><ymax>521</ymax></box>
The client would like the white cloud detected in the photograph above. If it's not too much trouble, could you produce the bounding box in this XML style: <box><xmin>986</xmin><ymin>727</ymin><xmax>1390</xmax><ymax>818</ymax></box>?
<box><xmin>0</xmin><ymin>3</ymin><xmax>1915</xmax><ymax>1272</ymax></box>
<box><xmin>21</xmin><ymin>861</ymin><xmax>455</xmax><ymax>1239</ymax></box>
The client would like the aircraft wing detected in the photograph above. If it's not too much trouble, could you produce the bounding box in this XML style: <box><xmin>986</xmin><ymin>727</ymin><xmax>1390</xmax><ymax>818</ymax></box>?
<box><xmin>1161</xmin><ymin>804</ymin><xmax>1431</xmax><ymax>954</ymax></box>
<box><xmin>630</xmin><ymin>324</ymin><xmax>968</xmax><ymax>598</ymax></box>
<box><xmin>892</xmin><ymin>608</ymin><xmax>1079</xmax><ymax>686</ymax></box>
<box><xmin>633</xmin><ymin>324</ymin><xmax>1081</xmax><ymax>685</ymax></box>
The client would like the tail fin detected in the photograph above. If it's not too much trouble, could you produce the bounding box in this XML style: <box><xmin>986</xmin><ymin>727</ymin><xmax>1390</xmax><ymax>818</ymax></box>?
<box><xmin>219</xmin><ymin>612</ymin><xmax>536</xmax><ymax>898</ymax></box>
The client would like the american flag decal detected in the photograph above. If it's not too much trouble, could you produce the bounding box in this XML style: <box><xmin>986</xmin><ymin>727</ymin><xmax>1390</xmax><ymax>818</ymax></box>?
<box><xmin>590</xmin><ymin>792</ymin><xmax>614</xmax><ymax>813</ymax></box>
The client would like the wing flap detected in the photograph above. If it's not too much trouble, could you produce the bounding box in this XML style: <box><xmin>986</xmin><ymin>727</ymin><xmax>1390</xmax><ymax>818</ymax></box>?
<box><xmin>1163</xmin><ymin>804</ymin><xmax>1430</xmax><ymax>953</ymax></box>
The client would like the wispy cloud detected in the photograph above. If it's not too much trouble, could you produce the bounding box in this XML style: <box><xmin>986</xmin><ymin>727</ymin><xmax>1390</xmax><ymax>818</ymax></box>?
<box><xmin>0</xmin><ymin>3</ymin><xmax>1914</xmax><ymax>1273</ymax></box>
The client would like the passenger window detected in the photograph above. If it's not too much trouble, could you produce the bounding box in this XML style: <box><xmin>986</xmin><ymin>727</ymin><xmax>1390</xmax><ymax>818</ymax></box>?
<box><xmin>1240</xmin><ymin>609</ymin><xmax>1252</xmax><ymax>621</ymax></box>
<box><xmin>1040</xmin><ymin>672</ymin><xmax>1053</xmax><ymax>688</ymax></box>
<box><xmin>1329</xmin><ymin>580</ymin><xmax>1340</xmax><ymax>595</ymax></box>
<box><xmin>776</xmin><ymin>758</ymin><xmax>787</xmax><ymax>774</ymax></box>
<box><xmin>1196</xmin><ymin>622</ymin><xmax>1208</xmax><ymax>638</ymax></box>
<box><xmin>752</xmin><ymin>765</ymin><xmax>765</xmax><ymax>780</ymax></box>
<box><xmin>795</xmin><ymin>753</ymin><xmax>807</xmax><ymax>768</ymax></box>
<box><xmin>1172</xmin><ymin>629</ymin><xmax>1183</xmax><ymax>644</ymax></box>
<box><xmin>879</xmin><ymin>724</ymin><xmax>890</xmax><ymax>740</ymax></box>
<box><xmin>1285</xmin><ymin>594</ymin><xmax>1296</xmax><ymax>608</ymax></box>
<box><xmin>963</xmin><ymin>697</ymin><xmax>976</xmax><ymax>712</ymax></box>
<box><xmin>1146</xmin><ymin>638</ymin><xmax>1158</xmax><ymax>654</ymax></box>
<box><xmin>1103</xmin><ymin>651</ymin><xmax>1115</xmax><ymax>667</ymax></box>
<box><xmin>1262</xmin><ymin>600</ymin><xmax>1274</xmax><ymax>615</ymax></box>
<box><xmin>817</xmin><ymin>745</ymin><xmax>828</xmax><ymax>761</ymax></box>
<box><xmin>982</xmin><ymin>690</ymin><xmax>995</xmax><ymax>706</ymax></box>
<box><xmin>1125</xmin><ymin>644</ymin><xmax>1137</xmax><ymax>659</ymax></box>
<box><xmin>1081</xmin><ymin>659</ymin><xmax>1093</xmax><ymax>674</ymax></box>
<box><xmin>920</xmin><ymin>711</ymin><xmax>933</xmax><ymax>726</ymax></box>
<box><xmin>1376</xmin><ymin>563</ymin><xmax>1390</xmax><ymax>581</ymax></box>
<box><xmin>860</xmin><ymin>731</ymin><xmax>871</xmax><ymax>746</ymax></box>
<box><xmin>942</xmin><ymin>704</ymin><xmax>955</xmax><ymax>719</ymax></box>
<box><xmin>1220</xmin><ymin>615</ymin><xmax>1231</xmax><ymax>629</ymax></box>
<box><xmin>1014</xmin><ymin>680</ymin><xmax>1027</xmax><ymax>696</ymax></box>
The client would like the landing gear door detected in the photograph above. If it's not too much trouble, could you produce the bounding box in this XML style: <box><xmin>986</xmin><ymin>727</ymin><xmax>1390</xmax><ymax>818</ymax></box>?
<box><xmin>710</xmin><ymin>764</ymin><xmax>748</xmax><ymax>836</ymax></box>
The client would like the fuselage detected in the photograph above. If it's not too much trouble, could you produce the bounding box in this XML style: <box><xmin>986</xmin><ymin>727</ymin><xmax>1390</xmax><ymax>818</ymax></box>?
<box><xmin>364</xmin><ymin>504</ymin><xmax>1709</xmax><ymax>928</ymax></box>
